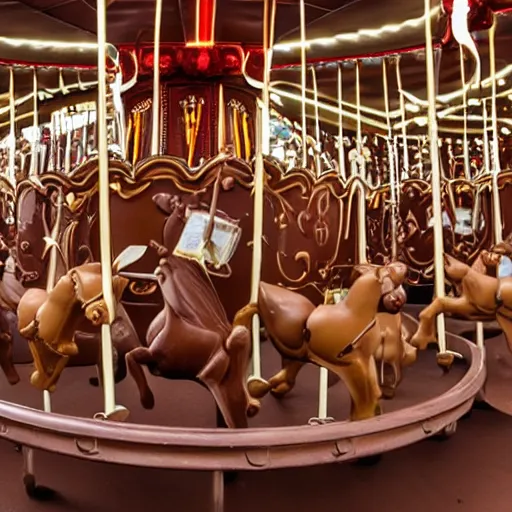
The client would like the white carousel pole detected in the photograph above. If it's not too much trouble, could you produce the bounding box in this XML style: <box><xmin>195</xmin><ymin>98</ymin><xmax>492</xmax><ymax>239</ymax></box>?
<box><xmin>395</xmin><ymin>56</ymin><xmax>410</xmax><ymax>179</ymax></box>
<box><xmin>261</xmin><ymin>0</ymin><xmax>276</xmax><ymax>154</ymax></box>
<box><xmin>248</xmin><ymin>0</ymin><xmax>273</xmax><ymax>384</ymax></box>
<box><xmin>354</xmin><ymin>60</ymin><xmax>367</xmax><ymax>263</ymax></box>
<box><xmin>310</xmin><ymin>66</ymin><xmax>322</xmax><ymax>176</ymax></box>
<box><xmin>299</xmin><ymin>0</ymin><xmax>308</xmax><ymax>167</ymax></box>
<box><xmin>489</xmin><ymin>16</ymin><xmax>503</xmax><ymax>245</ymax></box>
<box><xmin>460</xmin><ymin>45</ymin><xmax>471</xmax><ymax>180</ymax></box>
<box><xmin>337</xmin><ymin>64</ymin><xmax>347</xmax><ymax>181</ymax></box>
<box><xmin>424</xmin><ymin>0</ymin><xmax>451</xmax><ymax>363</ymax></box>
<box><xmin>8</xmin><ymin>68</ymin><xmax>16</xmax><ymax>186</ymax></box>
<box><xmin>29</xmin><ymin>68</ymin><xmax>39</xmax><ymax>177</ymax></box>
<box><xmin>482</xmin><ymin>99</ymin><xmax>491</xmax><ymax>174</ymax></box>
<box><xmin>97</xmin><ymin>0</ymin><xmax>121</xmax><ymax>417</ymax></box>
<box><xmin>383</xmin><ymin>59</ymin><xmax>398</xmax><ymax>260</ymax></box>
<box><xmin>151</xmin><ymin>0</ymin><xmax>163</xmax><ymax>156</ymax></box>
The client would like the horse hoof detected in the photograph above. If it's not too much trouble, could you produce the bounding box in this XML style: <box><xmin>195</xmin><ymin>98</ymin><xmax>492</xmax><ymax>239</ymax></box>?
<box><xmin>380</xmin><ymin>386</ymin><xmax>396</xmax><ymax>400</ymax></box>
<box><xmin>141</xmin><ymin>392</ymin><xmax>155</xmax><ymax>410</ymax></box>
<box><xmin>7</xmin><ymin>374</ymin><xmax>20</xmax><ymax>386</ymax></box>
<box><xmin>410</xmin><ymin>333</ymin><xmax>434</xmax><ymax>351</ymax></box>
<box><xmin>437</xmin><ymin>352</ymin><xmax>455</xmax><ymax>372</ymax></box>
<box><xmin>246</xmin><ymin>398</ymin><xmax>261</xmax><ymax>418</ymax></box>
<box><xmin>247</xmin><ymin>376</ymin><xmax>270</xmax><ymax>399</ymax></box>
<box><xmin>270</xmin><ymin>382</ymin><xmax>293</xmax><ymax>398</ymax></box>
<box><xmin>29</xmin><ymin>371</ymin><xmax>44</xmax><ymax>390</ymax></box>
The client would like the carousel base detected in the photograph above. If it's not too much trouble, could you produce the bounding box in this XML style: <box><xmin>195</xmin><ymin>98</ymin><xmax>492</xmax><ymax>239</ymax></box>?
<box><xmin>0</xmin><ymin>322</ymin><xmax>484</xmax><ymax>509</ymax></box>
<box><xmin>405</xmin><ymin>305</ymin><xmax>512</xmax><ymax>415</ymax></box>
<box><xmin>0</xmin><ymin>406</ymin><xmax>510</xmax><ymax>512</ymax></box>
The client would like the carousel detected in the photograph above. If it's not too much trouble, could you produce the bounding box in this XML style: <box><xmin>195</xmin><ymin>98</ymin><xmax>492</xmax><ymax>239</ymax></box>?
<box><xmin>0</xmin><ymin>0</ymin><xmax>511</xmax><ymax>509</ymax></box>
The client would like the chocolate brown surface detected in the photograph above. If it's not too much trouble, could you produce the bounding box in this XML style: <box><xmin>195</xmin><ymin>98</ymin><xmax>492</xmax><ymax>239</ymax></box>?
<box><xmin>0</xmin><ymin>335</ymin><xmax>498</xmax><ymax>510</ymax></box>
<box><xmin>124</xmin><ymin>192</ymin><xmax>259</xmax><ymax>428</ymax></box>
<box><xmin>246</xmin><ymin>262</ymin><xmax>409</xmax><ymax>421</ymax></box>
<box><xmin>411</xmin><ymin>253</ymin><xmax>512</xmax><ymax>355</ymax></box>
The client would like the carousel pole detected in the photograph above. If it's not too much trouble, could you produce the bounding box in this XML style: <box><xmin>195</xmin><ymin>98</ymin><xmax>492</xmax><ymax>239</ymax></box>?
<box><xmin>337</xmin><ymin>64</ymin><xmax>347</xmax><ymax>180</ymax></box>
<box><xmin>489</xmin><ymin>16</ymin><xmax>503</xmax><ymax>245</ymax></box>
<box><xmin>261</xmin><ymin>0</ymin><xmax>276</xmax><ymax>154</ymax></box>
<box><xmin>96</xmin><ymin>0</ymin><xmax>125</xmax><ymax>419</ymax></box>
<box><xmin>299</xmin><ymin>0</ymin><xmax>308</xmax><ymax>167</ymax></box>
<box><xmin>8</xmin><ymin>68</ymin><xmax>16</xmax><ymax>186</ymax></box>
<box><xmin>482</xmin><ymin>99</ymin><xmax>491</xmax><ymax>174</ymax></box>
<box><xmin>151</xmin><ymin>0</ymin><xmax>163</xmax><ymax>156</ymax></box>
<box><xmin>354</xmin><ymin>60</ymin><xmax>367</xmax><ymax>263</ymax></box>
<box><xmin>395</xmin><ymin>57</ymin><xmax>410</xmax><ymax>179</ymax></box>
<box><xmin>29</xmin><ymin>68</ymin><xmax>39</xmax><ymax>176</ymax></box>
<box><xmin>310</xmin><ymin>67</ymin><xmax>322</xmax><ymax>175</ymax></box>
<box><xmin>460</xmin><ymin>45</ymin><xmax>471</xmax><ymax>180</ymax></box>
<box><xmin>248</xmin><ymin>0</ymin><xmax>272</xmax><ymax>391</ymax></box>
<box><xmin>383</xmin><ymin>59</ymin><xmax>398</xmax><ymax>260</ymax></box>
<box><xmin>424</xmin><ymin>0</ymin><xmax>455</xmax><ymax>367</ymax></box>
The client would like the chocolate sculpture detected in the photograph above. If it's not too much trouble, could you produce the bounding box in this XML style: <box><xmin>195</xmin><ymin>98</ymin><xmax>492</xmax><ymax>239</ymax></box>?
<box><xmin>125</xmin><ymin>193</ymin><xmax>260</xmax><ymax>429</ymax></box>
<box><xmin>16</xmin><ymin>245</ymin><xmax>147</xmax><ymax>392</ymax></box>
<box><xmin>374</xmin><ymin>313</ymin><xmax>417</xmax><ymax>399</ymax></box>
<box><xmin>411</xmin><ymin>252</ymin><xmax>512</xmax><ymax>353</ymax></box>
<box><xmin>244</xmin><ymin>262</ymin><xmax>408</xmax><ymax>421</ymax></box>
<box><xmin>324</xmin><ymin>287</ymin><xmax>417</xmax><ymax>399</ymax></box>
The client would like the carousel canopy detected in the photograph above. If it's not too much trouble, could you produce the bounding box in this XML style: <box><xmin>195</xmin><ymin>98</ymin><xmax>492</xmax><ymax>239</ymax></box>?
<box><xmin>1</xmin><ymin>1</ymin><xmax>512</xmax><ymax>134</ymax></box>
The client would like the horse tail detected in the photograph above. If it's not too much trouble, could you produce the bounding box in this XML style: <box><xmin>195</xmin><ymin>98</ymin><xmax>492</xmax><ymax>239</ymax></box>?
<box><xmin>232</xmin><ymin>302</ymin><xmax>259</xmax><ymax>330</ymax></box>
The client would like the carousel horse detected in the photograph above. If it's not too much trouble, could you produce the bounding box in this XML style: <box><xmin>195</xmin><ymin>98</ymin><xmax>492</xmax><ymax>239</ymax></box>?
<box><xmin>125</xmin><ymin>193</ymin><xmax>260</xmax><ymax>429</ymax></box>
<box><xmin>242</xmin><ymin>261</ymin><xmax>408</xmax><ymax>421</ymax></box>
<box><xmin>0</xmin><ymin>253</ymin><xmax>24</xmax><ymax>385</ymax></box>
<box><xmin>324</xmin><ymin>282</ymin><xmax>417</xmax><ymax>399</ymax></box>
<box><xmin>411</xmin><ymin>251</ymin><xmax>512</xmax><ymax>353</ymax></box>
<box><xmin>374</xmin><ymin>312</ymin><xmax>417</xmax><ymax>399</ymax></box>
<box><xmin>16</xmin><ymin>246</ymin><xmax>146</xmax><ymax>392</ymax></box>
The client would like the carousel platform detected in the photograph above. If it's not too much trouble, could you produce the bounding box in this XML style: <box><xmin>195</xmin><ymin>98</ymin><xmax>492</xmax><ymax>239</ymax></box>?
<box><xmin>0</xmin><ymin>341</ymin><xmax>507</xmax><ymax>511</ymax></box>
<box><xmin>0</xmin><ymin>324</ymin><xmax>499</xmax><ymax>511</ymax></box>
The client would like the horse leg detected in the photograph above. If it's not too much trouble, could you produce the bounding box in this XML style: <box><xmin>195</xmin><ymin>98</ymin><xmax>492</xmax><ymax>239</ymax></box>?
<box><xmin>0</xmin><ymin>332</ymin><xmax>20</xmax><ymax>385</ymax></box>
<box><xmin>207</xmin><ymin>326</ymin><xmax>259</xmax><ymax>429</ymax></box>
<box><xmin>411</xmin><ymin>296</ymin><xmax>473</xmax><ymax>350</ymax></box>
<box><xmin>125</xmin><ymin>347</ymin><xmax>155</xmax><ymax>409</ymax></box>
<box><xmin>269</xmin><ymin>359</ymin><xmax>305</xmax><ymax>398</ymax></box>
<box><xmin>333</xmin><ymin>355</ymin><xmax>382</xmax><ymax>421</ymax></box>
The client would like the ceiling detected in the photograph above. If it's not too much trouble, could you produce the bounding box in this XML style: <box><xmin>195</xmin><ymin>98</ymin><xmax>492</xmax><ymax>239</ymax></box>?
<box><xmin>0</xmin><ymin>0</ymin><xmax>511</xmax><ymax>135</ymax></box>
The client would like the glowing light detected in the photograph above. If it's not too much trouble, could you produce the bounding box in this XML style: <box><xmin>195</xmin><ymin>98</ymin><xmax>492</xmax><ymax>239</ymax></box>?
<box><xmin>273</xmin><ymin>7</ymin><xmax>441</xmax><ymax>52</ymax></box>
<box><xmin>0</xmin><ymin>36</ymin><xmax>100</xmax><ymax>50</ymax></box>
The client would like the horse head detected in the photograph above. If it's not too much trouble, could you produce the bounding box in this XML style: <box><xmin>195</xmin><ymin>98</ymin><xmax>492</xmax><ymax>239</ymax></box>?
<box><xmin>153</xmin><ymin>193</ymin><xmax>189</xmax><ymax>252</ymax></box>
<box><xmin>352</xmin><ymin>261</ymin><xmax>408</xmax><ymax>315</ymax></box>
<box><xmin>15</xmin><ymin>187</ymin><xmax>48</xmax><ymax>285</ymax></box>
<box><xmin>69</xmin><ymin>263</ymin><xmax>129</xmax><ymax>326</ymax></box>
<box><xmin>443</xmin><ymin>253</ymin><xmax>471</xmax><ymax>283</ymax></box>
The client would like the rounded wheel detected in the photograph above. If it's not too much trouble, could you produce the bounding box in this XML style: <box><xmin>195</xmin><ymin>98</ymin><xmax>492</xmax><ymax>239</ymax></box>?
<box><xmin>23</xmin><ymin>474</ymin><xmax>57</xmax><ymax>501</ymax></box>
<box><xmin>432</xmin><ymin>421</ymin><xmax>458</xmax><ymax>441</ymax></box>
<box><xmin>351</xmin><ymin>454</ymin><xmax>383</xmax><ymax>467</ymax></box>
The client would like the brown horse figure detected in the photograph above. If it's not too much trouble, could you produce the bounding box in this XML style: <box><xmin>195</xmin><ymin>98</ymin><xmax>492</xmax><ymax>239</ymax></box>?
<box><xmin>16</xmin><ymin>246</ymin><xmax>145</xmax><ymax>393</ymax></box>
<box><xmin>410</xmin><ymin>252</ymin><xmax>512</xmax><ymax>353</ymax></box>
<box><xmin>241</xmin><ymin>262</ymin><xmax>408</xmax><ymax>421</ymax></box>
<box><xmin>374</xmin><ymin>312</ymin><xmax>417</xmax><ymax>399</ymax></box>
<box><xmin>125</xmin><ymin>193</ymin><xmax>260</xmax><ymax>429</ymax></box>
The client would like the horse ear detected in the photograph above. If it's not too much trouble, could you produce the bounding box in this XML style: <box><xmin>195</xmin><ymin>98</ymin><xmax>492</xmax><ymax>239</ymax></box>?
<box><xmin>353</xmin><ymin>264</ymin><xmax>376</xmax><ymax>276</ymax></box>
<box><xmin>112</xmin><ymin>275</ymin><xmax>129</xmax><ymax>302</ymax></box>
<box><xmin>152</xmin><ymin>193</ymin><xmax>174</xmax><ymax>215</ymax></box>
